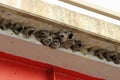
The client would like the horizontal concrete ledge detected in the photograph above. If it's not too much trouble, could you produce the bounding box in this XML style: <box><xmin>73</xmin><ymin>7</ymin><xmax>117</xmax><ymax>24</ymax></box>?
<box><xmin>0</xmin><ymin>0</ymin><xmax>120</xmax><ymax>44</ymax></box>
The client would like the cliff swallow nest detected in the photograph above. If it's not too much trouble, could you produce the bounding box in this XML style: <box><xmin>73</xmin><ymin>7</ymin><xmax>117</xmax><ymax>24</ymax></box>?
<box><xmin>0</xmin><ymin>17</ymin><xmax>120</xmax><ymax>64</ymax></box>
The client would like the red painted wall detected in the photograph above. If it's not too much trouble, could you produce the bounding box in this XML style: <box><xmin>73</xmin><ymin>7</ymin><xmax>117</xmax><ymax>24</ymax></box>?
<box><xmin>0</xmin><ymin>51</ymin><xmax>104</xmax><ymax>80</ymax></box>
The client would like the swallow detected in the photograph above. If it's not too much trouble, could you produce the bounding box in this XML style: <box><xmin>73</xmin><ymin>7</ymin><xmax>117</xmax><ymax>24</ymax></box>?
<box><xmin>48</xmin><ymin>33</ymin><xmax>60</xmax><ymax>49</ymax></box>
<box><xmin>50</xmin><ymin>38</ymin><xmax>60</xmax><ymax>49</ymax></box>
<box><xmin>57</xmin><ymin>31</ymin><xmax>74</xmax><ymax>43</ymax></box>
<box><xmin>34</xmin><ymin>30</ymin><xmax>50</xmax><ymax>42</ymax></box>
<box><xmin>41</xmin><ymin>35</ymin><xmax>53</xmax><ymax>46</ymax></box>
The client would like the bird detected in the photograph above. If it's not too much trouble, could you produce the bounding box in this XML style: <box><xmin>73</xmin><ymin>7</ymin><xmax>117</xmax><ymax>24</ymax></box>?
<box><xmin>56</xmin><ymin>30</ymin><xmax>74</xmax><ymax>49</ymax></box>
<box><xmin>34</xmin><ymin>30</ymin><xmax>50</xmax><ymax>42</ymax></box>
<box><xmin>41</xmin><ymin>35</ymin><xmax>53</xmax><ymax>46</ymax></box>
<box><xmin>50</xmin><ymin>38</ymin><xmax>60</xmax><ymax>49</ymax></box>
<box><xmin>11</xmin><ymin>23</ymin><xmax>24</xmax><ymax>35</ymax></box>
<box><xmin>22</xmin><ymin>26</ymin><xmax>36</xmax><ymax>38</ymax></box>
<box><xmin>57</xmin><ymin>30</ymin><xmax>74</xmax><ymax>43</ymax></box>
<box><xmin>48</xmin><ymin>33</ymin><xmax>60</xmax><ymax>49</ymax></box>
<box><xmin>34</xmin><ymin>30</ymin><xmax>54</xmax><ymax>46</ymax></box>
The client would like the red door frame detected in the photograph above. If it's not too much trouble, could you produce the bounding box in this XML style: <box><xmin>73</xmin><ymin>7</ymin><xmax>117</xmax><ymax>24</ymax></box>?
<box><xmin>0</xmin><ymin>51</ymin><xmax>104</xmax><ymax>80</ymax></box>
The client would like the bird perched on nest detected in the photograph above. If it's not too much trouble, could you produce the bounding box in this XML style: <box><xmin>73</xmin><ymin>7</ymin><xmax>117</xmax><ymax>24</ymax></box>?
<box><xmin>57</xmin><ymin>30</ymin><xmax>74</xmax><ymax>41</ymax></box>
<box><xmin>34</xmin><ymin>30</ymin><xmax>56</xmax><ymax>46</ymax></box>
<box><xmin>49</xmin><ymin>33</ymin><xmax>60</xmax><ymax>49</ymax></box>
<box><xmin>34</xmin><ymin>30</ymin><xmax>50</xmax><ymax>42</ymax></box>
<box><xmin>56</xmin><ymin>30</ymin><xmax>75</xmax><ymax>49</ymax></box>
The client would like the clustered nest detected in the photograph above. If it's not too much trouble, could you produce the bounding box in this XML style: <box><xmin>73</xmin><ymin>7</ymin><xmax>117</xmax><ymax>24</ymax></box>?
<box><xmin>0</xmin><ymin>17</ymin><xmax>120</xmax><ymax>64</ymax></box>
